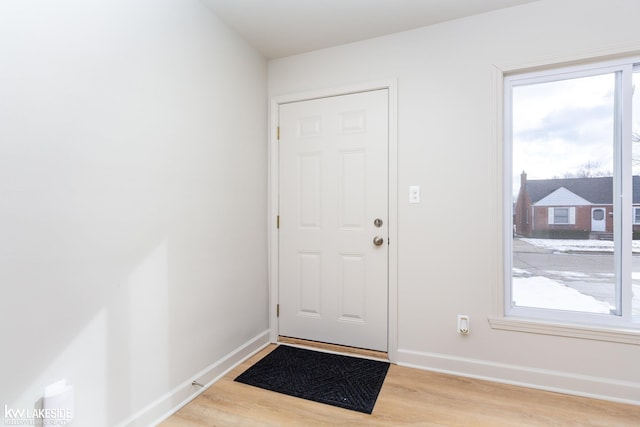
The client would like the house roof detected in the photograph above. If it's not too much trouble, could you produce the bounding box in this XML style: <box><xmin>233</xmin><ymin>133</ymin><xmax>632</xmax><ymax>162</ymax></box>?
<box><xmin>525</xmin><ymin>176</ymin><xmax>640</xmax><ymax>204</ymax></box>
<box><xmin>535</xmin><ymin>186</ymin><xmax>592</xmax><ymax>206</ymax></box>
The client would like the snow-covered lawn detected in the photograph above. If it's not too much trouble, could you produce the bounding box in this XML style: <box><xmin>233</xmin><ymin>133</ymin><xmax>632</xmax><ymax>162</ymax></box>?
<box><xmin>514</xmin><ymin>276</ymin><xmax>640</xmax><ymax>315</ymax></box>
<box><xmin>513</xmin><ymin>276</ymin><xmax>611</xmax><ymax>313</ymax></box>
<box><xmin>521</xmin><ymin>238</ymin><xmax>640</xmax><ymax>253</ymax></box>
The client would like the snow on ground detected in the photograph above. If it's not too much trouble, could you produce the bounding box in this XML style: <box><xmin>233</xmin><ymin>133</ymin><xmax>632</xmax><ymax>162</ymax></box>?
<box><xmin>521</xmin><ymin>238</ymin><xmax>640</xmax><ymax>253</ymax></box>
<box><xmin>512</xmin><ymin>244</ymin><xmax>640</xmax><ymax>314</ymax></box>
<box><xmin>513</xmin><ymin>276</ymin><xmax>612</xmax><ymax>313</ymax></box>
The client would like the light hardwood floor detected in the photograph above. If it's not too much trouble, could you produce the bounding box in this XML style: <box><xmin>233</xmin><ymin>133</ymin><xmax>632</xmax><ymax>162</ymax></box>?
<box><xmin>161</xmin><ymin>344</ymin><xmax>640</xmax><ymax>426</ymax></box>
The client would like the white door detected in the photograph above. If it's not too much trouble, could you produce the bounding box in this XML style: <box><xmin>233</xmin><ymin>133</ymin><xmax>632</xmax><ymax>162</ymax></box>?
<box><xmin>278</xmin><ymin>89</ymin><xmax>388</xmax><ymax>352</ymax></box>
<box><xmin>591</xmin><ymin>207</ymin><xmax>606</xmax><ymax>232</ymax></box>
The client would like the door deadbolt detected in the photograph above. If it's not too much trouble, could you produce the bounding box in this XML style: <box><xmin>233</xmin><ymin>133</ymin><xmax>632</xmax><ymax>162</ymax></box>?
<box><xmin>374</xmin><ymin>218</ymin><xmax>383</xmax><ymax>227</ymax></box>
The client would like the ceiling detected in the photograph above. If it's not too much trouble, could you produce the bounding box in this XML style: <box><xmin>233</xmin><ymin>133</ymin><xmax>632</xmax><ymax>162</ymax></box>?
<box><xmin>202</xmin><ymin>0</ymin><xmax>540</xmax><ymax>59</ymax></box>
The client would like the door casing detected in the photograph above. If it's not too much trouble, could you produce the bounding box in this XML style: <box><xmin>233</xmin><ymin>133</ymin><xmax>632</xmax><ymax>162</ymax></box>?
<box><xmin>268</xmin><ymin>80</ymin><xmax>399</xmax><ymax>362</ymax></box>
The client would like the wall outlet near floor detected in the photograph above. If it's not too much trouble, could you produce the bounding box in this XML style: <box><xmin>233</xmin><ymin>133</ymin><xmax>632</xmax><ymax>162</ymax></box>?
<box><xmin>457</xmin><ymin>315</ymin><xmax>470</xmax><ymax>334</ymax></box>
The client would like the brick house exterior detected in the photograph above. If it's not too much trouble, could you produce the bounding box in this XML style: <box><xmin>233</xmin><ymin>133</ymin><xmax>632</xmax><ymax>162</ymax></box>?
<box><xmin>514</xmin><ymin>172</ymin><xmax>640</xmax><ymax>239</ymax></box>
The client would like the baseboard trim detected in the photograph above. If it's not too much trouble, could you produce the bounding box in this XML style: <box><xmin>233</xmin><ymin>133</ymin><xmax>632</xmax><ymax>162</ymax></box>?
<box><xmin>117</xmin><ymin>330</ymin><xmax>270</xmax><ymax>427</ymax></box>
<box><xmin>397</xmin><ymin>349</ymin><xmax>640</xmax><ymax>406</ymax></box>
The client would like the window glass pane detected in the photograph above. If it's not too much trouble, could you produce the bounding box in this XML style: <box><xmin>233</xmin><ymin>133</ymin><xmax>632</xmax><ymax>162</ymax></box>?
<box><xmin>554</xmin><ymin>208</ymin><xmax>569</xmax><ymax>224</ymax></box>
<box><xmin>632</xmin><ymin>70</ymin><xmax>640</xmax><ymax>317</ymax></box>
<box><xmin>512</xmin><ymin>73</ymin><xmax>616</xmax><ymax>314</ymax></box>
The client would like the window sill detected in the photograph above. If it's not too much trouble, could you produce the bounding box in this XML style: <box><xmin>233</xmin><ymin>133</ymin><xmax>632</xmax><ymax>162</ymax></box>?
<box><xmin>488</xmin><ymin>316</ymin><xmax>640</xmax><ymax>345</ymax></box>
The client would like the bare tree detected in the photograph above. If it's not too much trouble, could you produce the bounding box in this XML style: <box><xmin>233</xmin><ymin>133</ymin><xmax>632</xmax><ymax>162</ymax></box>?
<box><xmin>563</xmin><ymin>160</ymin><xmax>611</xmax><ymax>178</ymax></box>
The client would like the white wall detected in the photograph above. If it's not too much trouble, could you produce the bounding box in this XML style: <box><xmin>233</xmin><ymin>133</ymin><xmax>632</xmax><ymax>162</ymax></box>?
<box><xmin>269</xmin><ymin>0</ymin><xmax>640</xmax><ymax>403</ymax></box>
<box><xmin>0</xmin><ymin>1</ymin><xmax>268</xmax><ymax>425</ymax></box>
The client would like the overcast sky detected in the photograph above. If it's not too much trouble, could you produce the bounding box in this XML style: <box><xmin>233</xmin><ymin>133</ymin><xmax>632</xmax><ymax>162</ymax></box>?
<box><xmin>512</xmin><ymin>72</ymin><xmax>615</xmax><ymax>196</ymax></box>
<box><xmin>512</xmin><ymin>71</ymin><xmax>640</xmax><ymax>196</ymax></box>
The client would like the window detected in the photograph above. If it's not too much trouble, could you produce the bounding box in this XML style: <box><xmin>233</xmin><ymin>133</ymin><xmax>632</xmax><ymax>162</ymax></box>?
<box><xmin>506</xmin><ymin>57</ymin><xmax>640</xmax><ymax>329</ymax></box>
<box><xmin>593</xmin><ymin>209</ymin><xmax>605</xmax><ymax>221</ymax></box>
<box><xmin>548</xmin><ymin>207</ymin><xmax>575</xmax><ymax>225</ymax></box>
<box><xmin>552</xmin><ymin>207</ymin><xmax>569</xmax><ymax>224</ymax></box>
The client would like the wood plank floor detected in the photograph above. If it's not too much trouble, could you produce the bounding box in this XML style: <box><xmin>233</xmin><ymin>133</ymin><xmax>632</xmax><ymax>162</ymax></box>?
<box><xmin>160</xmin><ymin>344</ymin><xmax>640</xmax><ymax>426</ymax></box>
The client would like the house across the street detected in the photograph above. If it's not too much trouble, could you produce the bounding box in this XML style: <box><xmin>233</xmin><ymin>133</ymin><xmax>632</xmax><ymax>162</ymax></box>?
<box><xmin>514</xmin><ymin>171</ymin><xmax>640</xmax><ymax>239</ymax></box>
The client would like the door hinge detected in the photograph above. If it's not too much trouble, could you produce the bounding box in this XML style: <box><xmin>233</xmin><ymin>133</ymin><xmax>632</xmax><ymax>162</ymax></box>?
<box><xmin>277</xmin><ymin>126</ymin><xmax>280</xmax><ymax>140</ymax></box>
<box><xmin>276</xmin><ymin>304</ymin><xmax>280</xmax><ymax>317</ymax></box>
<box><xmin>277</xmin><ymin>215</ymin><xmax>280</xmax><ymax>229</ymax></box>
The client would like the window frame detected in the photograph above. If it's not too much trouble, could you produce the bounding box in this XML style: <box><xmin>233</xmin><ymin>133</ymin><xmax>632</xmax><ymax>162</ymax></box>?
<box><xmin>503</xmin><ymin>57</ymin><xmax>639</xmax><ymax>331</ymax></box>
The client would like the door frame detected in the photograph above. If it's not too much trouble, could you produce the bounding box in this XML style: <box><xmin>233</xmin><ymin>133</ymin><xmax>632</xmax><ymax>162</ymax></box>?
<box><xmin>268</xmin><ymin>80</ymin><xmax>399</xmax><ymax>362</ymax></box>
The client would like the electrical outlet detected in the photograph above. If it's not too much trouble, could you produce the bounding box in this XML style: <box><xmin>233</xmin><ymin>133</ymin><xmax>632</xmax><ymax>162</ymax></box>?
<box><xmin>457</xmin><ymin>315</ymin><xmax>470</xmax><ymax>334</ymax></box>
<box><xmin>409</xmin><ymin>185</ymin><xmax>420</xmax><ymax>203</ymax></box>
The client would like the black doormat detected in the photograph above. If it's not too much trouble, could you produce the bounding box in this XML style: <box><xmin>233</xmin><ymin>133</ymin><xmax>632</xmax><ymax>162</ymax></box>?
<box><xmin>234</xmin><ymin>345</ymin><xmax>389</xmax><ymax>414</ymax></box>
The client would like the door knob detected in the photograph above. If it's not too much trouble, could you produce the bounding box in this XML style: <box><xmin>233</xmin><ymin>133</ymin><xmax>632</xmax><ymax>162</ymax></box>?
<box><xmin>373</xmin><ymin>236</ymin><xmax>384</xmax><ymax>246</ymax></box>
